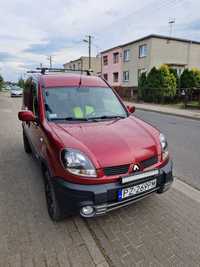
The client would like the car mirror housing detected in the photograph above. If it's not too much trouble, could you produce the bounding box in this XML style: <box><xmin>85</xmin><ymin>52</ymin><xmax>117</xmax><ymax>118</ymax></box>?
<box><xmin>18</xmin><ymin>110</ymin><xmax>35</xmax><ymax>122</ymax></box>
<box><xmin>127</xmin><ymin>105</ymin><xmax>135</xmax><ymax>113</ymax></box>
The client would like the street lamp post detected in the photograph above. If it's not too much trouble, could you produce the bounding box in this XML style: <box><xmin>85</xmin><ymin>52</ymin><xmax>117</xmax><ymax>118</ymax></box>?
<box><xmin>83</xmin><ymin>35</ymin><xmax>92</xmax><ymax>70</ymax></box>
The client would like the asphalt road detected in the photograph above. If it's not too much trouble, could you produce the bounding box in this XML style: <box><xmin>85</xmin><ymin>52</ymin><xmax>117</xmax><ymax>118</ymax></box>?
<box><xmin>1</xmin><ymin>92</ymin><xmax>200</xmax><ymax>267</ymax></box>
<box><xmin>135</xmin><ymin>110</ymin><xmax>200</xmax><ymax>190</ymax></box>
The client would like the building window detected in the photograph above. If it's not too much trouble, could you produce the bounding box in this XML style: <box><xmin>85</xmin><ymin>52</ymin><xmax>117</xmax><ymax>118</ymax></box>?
<box><xmin>123</xmin><ymin>49</ymin><xmax>130</xmax><ymax>62</ymax></box>
<box><xmin>113</xmin><ymin>52</ymin><xmax>119</xmax><ymax>64</ymax></box>
<box><xmin>73</xmin><ymin>64</ymin><xmax>76</xmax><ymax>70</ymax></box>
<box><xmin>139</xmin><ymin>44</ymin><xmax>147</xmax><ymax>58</ymax></box>
<box><xmin>113</xmin><ymin>72</ymin><xmax>119</xmax><ymax>82</ymax></box>
<box><xmin>103</xmin><ymin>73</ymin><xmax>108</xmax><ymax>80</ymax></box>
<box><xmin>123</xmin><ymin>71</ymin><xmax>129</xmax><ymax>82</ymax></box>
<box><xmin>138</xmin><ymin>68</ymin><xmax>147</xmax><ymax>80</ymax></box>
<box><xmin>103</xmin><ymin>55</ymin><xmax>108</xmax><ymax>65</ymax></box>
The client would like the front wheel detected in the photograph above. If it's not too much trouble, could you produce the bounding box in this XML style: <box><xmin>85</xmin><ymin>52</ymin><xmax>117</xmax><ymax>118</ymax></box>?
<box><xmin>44</xmin><ymin>170</ymin><xmax>63</xmax><ymax>222</ymax></box>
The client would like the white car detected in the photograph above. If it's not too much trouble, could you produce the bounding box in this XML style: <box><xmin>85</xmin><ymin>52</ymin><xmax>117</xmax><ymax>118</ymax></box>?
<box><xmin>10</xmin><ymin>86</ymin><xmax>23</xmax><ymax>97</ymax></box>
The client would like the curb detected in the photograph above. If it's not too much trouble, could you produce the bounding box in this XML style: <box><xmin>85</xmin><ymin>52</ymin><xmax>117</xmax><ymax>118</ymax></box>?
<box><xmin>134</xmin><ymin>107</ymin><xmax>200</xmax><ymax>121</ymax></box>
<box><xmin>173</xmin><ymin>177</ymin><xmax>200</xmax><ymax>203</ymax></box>
<box><xmin>74</xmin><ymin>217</ymin><xmax>109</xmax><ymax>267</ymax></box>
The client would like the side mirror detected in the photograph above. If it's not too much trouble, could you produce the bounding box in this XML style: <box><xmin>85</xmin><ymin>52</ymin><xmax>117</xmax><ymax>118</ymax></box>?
<box><xmin>127</xmin><ymin>105</ymin><xmax>135</xmax><ymax>113</ymax></box>
<box><xmin>18</xmin><ymin>110</ymin><xmax>35</xmax><ymax>122</ymax></box>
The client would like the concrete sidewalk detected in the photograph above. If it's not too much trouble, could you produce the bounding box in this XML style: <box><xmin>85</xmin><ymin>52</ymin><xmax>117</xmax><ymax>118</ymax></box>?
<box><xmin>125</xmin><ymin>101</ymin><xmax>200</xmax><ymax>120</ymax></box>
<box><xmin>87</xmin><ymin>179</ymin><xmax>200</xmax><ymax>266</ymax></box>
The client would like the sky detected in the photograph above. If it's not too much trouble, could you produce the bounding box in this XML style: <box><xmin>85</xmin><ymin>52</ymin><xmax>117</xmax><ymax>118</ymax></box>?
<box><xmin>0</xmin><ymin>0</ymin><xmax>200</xmax><ymax>81</ymax></box>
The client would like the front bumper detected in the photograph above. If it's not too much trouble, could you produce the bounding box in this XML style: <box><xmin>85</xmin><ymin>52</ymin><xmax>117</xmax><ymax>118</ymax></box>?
<box><xmin>11</xmin><ymin>93</ymin><xmax>22</xmax><ymax>97</ymax></box>
<box><xmin>53</xmin><ymin>160</ymin><xmax>173</xmax><ymax>218</ymax></box>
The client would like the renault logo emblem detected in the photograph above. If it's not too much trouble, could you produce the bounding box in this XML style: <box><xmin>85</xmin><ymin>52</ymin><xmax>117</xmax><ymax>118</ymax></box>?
<box><xmin>133</xmin><ymin>164</ymin><xmax>140</xmax><ymax>172</ymax></box>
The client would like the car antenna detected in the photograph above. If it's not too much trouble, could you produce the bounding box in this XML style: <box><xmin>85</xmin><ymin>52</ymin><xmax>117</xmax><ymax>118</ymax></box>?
<box><xmin>78</xmin><ymin>74</ymin><xmax>82</xmax><ymax>87</ymax></box>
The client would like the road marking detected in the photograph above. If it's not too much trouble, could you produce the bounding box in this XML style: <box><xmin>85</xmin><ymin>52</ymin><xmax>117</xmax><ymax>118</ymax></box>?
<box><xmin>173</xmin><ymin>177</ymin><xmax>200</xmax><ymax>203</ymax></box>
<box><xmin>74</xmin><ymin>217</ymin><xmax>109</xmax><ymax>267</ymax></box>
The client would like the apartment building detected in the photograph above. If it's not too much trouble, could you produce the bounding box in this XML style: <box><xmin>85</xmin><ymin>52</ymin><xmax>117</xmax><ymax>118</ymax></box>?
<box><xmin>63</xmin><ymin>56</ymin><xmax>101</xmax><ymax>75</ymax></box>
<box><xmin>101</xmin><ymin>47</ymin><xmax>122</xmax><ymax>86</ymax></box>
<box><xmin>101</xmin><ymin>34</ymin><xmax>200</xmax><ymax>95</ymax></box>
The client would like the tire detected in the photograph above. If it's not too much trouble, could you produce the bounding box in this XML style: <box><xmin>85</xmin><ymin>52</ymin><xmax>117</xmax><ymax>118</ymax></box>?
<box><xmin>43</xmin><ymin>170</ymin><xmax>63</xmax><ymax>222</ymax></box>
<box><xmin>23</xmin><ymin>131</ymin><xmax>32</xmax><ymax>154</ymax></box>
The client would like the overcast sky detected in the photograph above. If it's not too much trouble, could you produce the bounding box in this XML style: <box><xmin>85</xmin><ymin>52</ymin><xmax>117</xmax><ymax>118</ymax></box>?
<box><xmin>0</xmin><ymin>0</ymin><xmax>200</xmax><ymax>81</ymax></box>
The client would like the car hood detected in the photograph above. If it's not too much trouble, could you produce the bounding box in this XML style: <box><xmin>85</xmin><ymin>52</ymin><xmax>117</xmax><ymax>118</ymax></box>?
<box><xmin>12</xmin><ymin>90</ymin><xmax>22</xmax><ymax>94</ymax></box>
<box><xmin>50</xmin><ymin>116</ymin><xmax>160</xmax><ymax>167</ymax></box>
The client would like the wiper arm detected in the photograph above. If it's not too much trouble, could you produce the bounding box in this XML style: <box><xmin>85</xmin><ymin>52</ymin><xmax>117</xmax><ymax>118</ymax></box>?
<box><xmin>88</xmin><ymin>115</ymin><xmax>126</xmax><ymax>121</ymax></box>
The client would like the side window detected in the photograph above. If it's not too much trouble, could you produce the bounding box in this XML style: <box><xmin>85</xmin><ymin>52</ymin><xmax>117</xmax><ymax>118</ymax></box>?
<box><xmin>32</xmin><ymin>82</ymin><xmax>39</xmax><ymax>117</ymax></box>
<box><xmin>23</xmin><ymin>78</ymin><xmax>39</xmax><ymax>117</ymax></box>
<box><xmin>23</xmin><ymin>78</ymin><xmax>32</xmax><ymax>109</ymax></box>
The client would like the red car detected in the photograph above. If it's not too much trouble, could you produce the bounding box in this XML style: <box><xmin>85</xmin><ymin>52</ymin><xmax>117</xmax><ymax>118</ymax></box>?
<box><xmin>18</xmin><ymin>69</ymin><xmax>173</xmax><ymax>221</ymax></box>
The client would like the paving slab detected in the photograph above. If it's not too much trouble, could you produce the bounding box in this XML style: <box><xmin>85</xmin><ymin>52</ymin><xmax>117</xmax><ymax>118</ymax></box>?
<box><xmin>86</xmin><ymin>182</ymin><xmax>200</xmax><ymax>266</ymax></box>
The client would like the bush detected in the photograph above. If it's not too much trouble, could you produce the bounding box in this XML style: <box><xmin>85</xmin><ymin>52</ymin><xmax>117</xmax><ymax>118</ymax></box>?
<box><xmin>138</xmin><ymin>65</ymin><xmax>177</xmax><ymax>103</ymax></box>
<box><xmin>191</xmin><ymin>68</ymin><xmax>200</xmax><ymax>88</ymax></box>
<box><xmin>138</xmin><ymin>72</ymin><xmax>147</xmax><ymax>100</ymax></box>
<box><xmin>180</xmin><ymin>69</ymin><xmax>197</xmax><ymax>91</ymax></box>
<box><xmin>169</xmin><ymin>68</ymin><xmax>180</xmax><ymax>89</ymax></box>
<box><xmin>0</xmin><ymin>74</ymin><xmax>4</xmax><ymax>91</ymax></box>
<box><xmin>160</xmin><ymin>65</ymin><xmax>176</xmax><ymax>101</ymax></box>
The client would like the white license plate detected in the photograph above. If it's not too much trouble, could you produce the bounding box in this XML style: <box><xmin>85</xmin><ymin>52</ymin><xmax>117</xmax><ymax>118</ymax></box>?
<box><xmin>118</xmin><ymin>179</ymin><xmax>157</xmax><ymax>200</ymax></box>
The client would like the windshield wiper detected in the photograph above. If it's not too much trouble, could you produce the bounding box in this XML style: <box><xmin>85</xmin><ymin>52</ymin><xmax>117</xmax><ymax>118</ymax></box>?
<box><xmin>50</xmin><ymin>115</ymin><xmax>126</xmax><ymax>122</ymax></box>
<box><xmin>88</xmin><ymin>115</ymin><xmax>126</xmax><ymax>121</ymax></box>
<box><xmin>50</xmin><ymin>117</ymin><xmax>89</xmax><ymax>121</ymax></box>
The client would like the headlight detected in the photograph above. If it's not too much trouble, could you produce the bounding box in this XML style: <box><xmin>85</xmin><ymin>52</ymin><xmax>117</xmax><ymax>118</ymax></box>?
<box><xmin>60</xmin><ymin>149</ymin><xmax>97</xmax><ymax>177</ymax></box>
<box><xmin>159</xmin><ymin>133</ymin><xmax>169</xmax><ymax>161</ymax></box>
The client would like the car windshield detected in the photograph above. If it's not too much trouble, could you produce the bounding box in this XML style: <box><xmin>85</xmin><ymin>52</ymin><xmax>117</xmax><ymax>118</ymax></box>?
<box><xmin>12</xmin><ymin>86</ymin><xmax>21</xmax><ymax>91</ymax></box>
<box><xmin>43</xmin><ymin>87</ymin><xmax>127</xmax><ymax>121</ymax></box>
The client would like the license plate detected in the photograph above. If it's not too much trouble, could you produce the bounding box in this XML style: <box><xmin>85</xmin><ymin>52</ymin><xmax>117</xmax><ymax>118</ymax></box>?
<box><xmin>118</xmin><ymin>179</ymin><xmax>157</xmax><ymax>200</ymax></box>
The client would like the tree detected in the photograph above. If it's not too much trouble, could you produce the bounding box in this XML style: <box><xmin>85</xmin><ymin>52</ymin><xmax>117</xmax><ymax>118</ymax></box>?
<box><xmin>191</xmin><ymin>68</ymin><xmax>200</xmax><ymax>88</ymax></box>
<box><xmin>169</xmin><ymin>68</ymin><xmax>180</xmax><ymax>90</ymax></box>
<box><xmin>0</xmin><ymin>74</ymin><xmax>4</xmax><ymax>91</ymax></box>
<box><xmin>146</xmin><ymin>67</ymin><xmax>163</xmax><ymax>102</ymax></box>
<box><xmin>138</xmin><ymin>72</ymin><xmax>147</xmax><ymax>100</ymax></box>
<box><xmin>18</xmin><ymin>78</ymin><xmax>25</xmax><ymax>89</ymax></box>
<box><xmin>191</xmin><ymin>68</ymin><xmax>200</xmax><ymax>105</ymax></box>
<box><xmin>180</xmin><ymin>69</ymin><xmax>196</xmax><ymax>90</ymax></box>
<box><xmin>159</xmin><ymin>65</ymin><xmax>177</xmax><ymax>101</ymax></box>
<box><xmin>138</xmin><ymin>65</ymin><xmax>177</xmax><ymax>103</ymax></box>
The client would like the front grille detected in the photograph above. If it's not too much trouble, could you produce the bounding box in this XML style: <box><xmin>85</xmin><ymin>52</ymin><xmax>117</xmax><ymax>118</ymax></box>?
<box><xmin>141</xmin><ymin>155</ymin><xmax>158</xmax><ymax>169</ymax></box>
<box><xmin>103</xmin><ymin>155</ymin><xmax>158</xmax><ymax>176</ymax></box>
<box><xmin>104</xmin><ymin>164</ymin><xmax>130</xmax><ymax>176</ymax></box>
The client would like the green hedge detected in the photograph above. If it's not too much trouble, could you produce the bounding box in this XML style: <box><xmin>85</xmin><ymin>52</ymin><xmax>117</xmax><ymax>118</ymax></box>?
<box><xmin>138</xmin><ymin>65</ymin><xmax>176</xmax><ymax>103</ymax></box>
<box><xmin>0</xmin><ymin>74</ymin><xmax>4</xmax><ymax>91</ymax></box>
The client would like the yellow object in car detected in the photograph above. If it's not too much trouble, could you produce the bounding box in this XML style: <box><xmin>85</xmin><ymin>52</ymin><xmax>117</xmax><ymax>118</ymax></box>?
<box><xmin>73</xmin><ymin>105</ymin><xmax>95</xmax><ymax>118</ymax></box>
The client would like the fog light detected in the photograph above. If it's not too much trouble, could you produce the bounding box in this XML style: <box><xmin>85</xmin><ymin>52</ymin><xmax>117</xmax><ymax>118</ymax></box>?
<box><xmin>80</xmin><ymin>206</ymin><xmax>95</xmax><ymax>217</ymax></box>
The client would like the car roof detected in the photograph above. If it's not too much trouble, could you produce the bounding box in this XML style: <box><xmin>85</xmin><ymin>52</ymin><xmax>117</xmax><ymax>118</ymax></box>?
<box><xmin>39</xmin><ymin>73</ymin><xmax>107</xmax><ymax>88</ymax></box>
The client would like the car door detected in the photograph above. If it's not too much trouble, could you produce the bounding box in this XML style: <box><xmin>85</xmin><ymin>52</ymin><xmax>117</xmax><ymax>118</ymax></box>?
<box><xmin>28</xmin><ymin>80</ymin><xmax>43</xmax><ymax>159</ymax></box>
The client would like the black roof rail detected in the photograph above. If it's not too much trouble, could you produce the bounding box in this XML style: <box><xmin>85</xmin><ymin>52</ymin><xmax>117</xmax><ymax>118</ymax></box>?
<box><xmin>35</xmin><ymin>67</ymin><xmax>93</xmax><ymax>76</ymax></box>
<box><xmin>26</xmin><ymin>70</ymin><xmax>41</xmax><ymax>74</ymax></box>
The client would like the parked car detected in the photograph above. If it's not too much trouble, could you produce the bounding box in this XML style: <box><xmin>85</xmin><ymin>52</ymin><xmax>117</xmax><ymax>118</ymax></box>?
<box><xmin>10</xmin><ymin>85</ymin><xmax>23</xmax><ymax>97</ymax></box>
<box><xmin>18</xmin><ymin>70</ymin><xmax>173</xmax><ymax>221</ymax></box>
